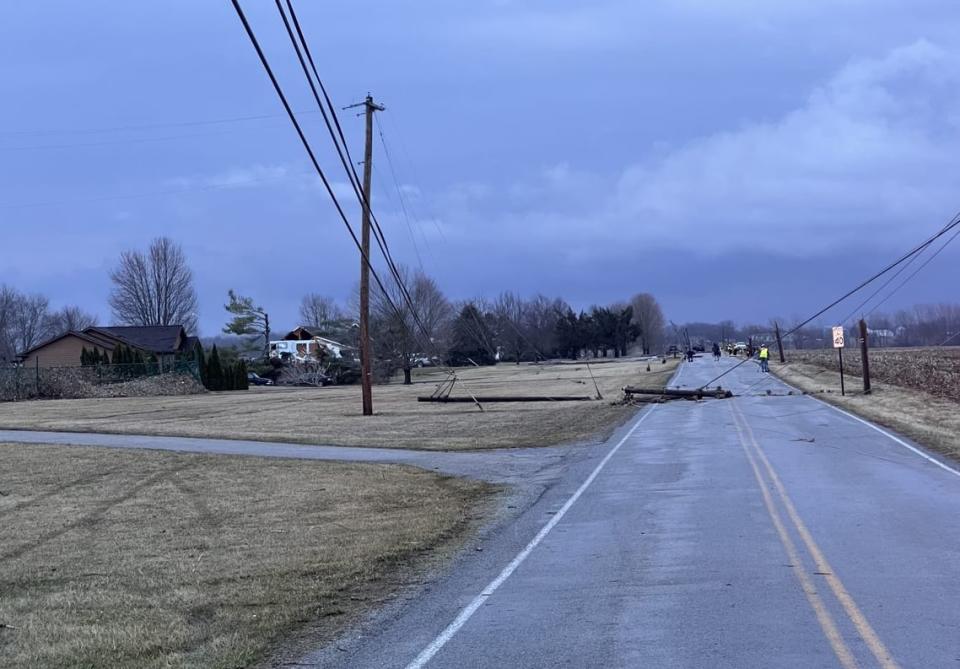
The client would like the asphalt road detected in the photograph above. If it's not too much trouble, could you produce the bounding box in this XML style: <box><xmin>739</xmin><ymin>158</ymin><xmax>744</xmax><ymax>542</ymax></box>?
<box><xmin>305</xmin><ymin>356</ymin><xmax>960</xmax><ymax>669</ymax></box>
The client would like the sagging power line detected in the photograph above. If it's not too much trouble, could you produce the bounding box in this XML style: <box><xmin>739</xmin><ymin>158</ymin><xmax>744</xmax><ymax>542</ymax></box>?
<box><xmin>697</xmin><ymin>211</ymin><xmax>960</xmax><ymax>391</ymax></box>
<box><xmin>230</xmin><ymin>0</ymin><xmax>484</xmax><ymax>412</ymax></box>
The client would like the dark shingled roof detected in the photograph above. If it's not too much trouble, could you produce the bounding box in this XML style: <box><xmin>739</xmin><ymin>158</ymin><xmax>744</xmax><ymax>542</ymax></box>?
<box><xmin>86</xmin><ymin>326</ymin><xmax>188</xmax><ymax>354</ymax></box>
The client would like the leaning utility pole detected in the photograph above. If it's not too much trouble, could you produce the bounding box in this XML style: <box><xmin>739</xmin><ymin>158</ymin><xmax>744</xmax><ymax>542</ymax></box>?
<box><xmin>774</xmin><ymin>321</ymin><xmax>786</xmax><ymax>364</ymax></box>
<box><xmin>348</xmin><ymin>94</ymin><xmax>385</xmax><ymax>416</ymax></box>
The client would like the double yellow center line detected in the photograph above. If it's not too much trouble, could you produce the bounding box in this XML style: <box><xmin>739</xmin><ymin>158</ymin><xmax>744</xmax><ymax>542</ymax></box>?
<box><xmin>730</xmin><ymin>401</ymin><xmax>899</xmax><ymax>669</ymax></box>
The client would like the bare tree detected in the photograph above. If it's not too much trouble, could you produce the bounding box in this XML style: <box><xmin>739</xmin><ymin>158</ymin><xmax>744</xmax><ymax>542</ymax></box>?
<box><xmin>298</xmin><ymin>293</ymin><xmax>344</xmax><ymax>329</ymax></box>
<box><xmin>45</xmin><ymin>305</ymin><xmax>97</xmax><ymax>337</ymax></box>
<box><xmin>9</xmin><ymin>292</ymin><xmax>50</xmax><ymax>355</ymax></box>
<box><xmin>0</xmin><ymin>285</ymin><xmax>19</xmax><ymax>363</ymax></box>
<box><xmin>371</xmin><ymin>266</ymin><xmax>452</xmax><ymax>384</ymax></box>
<box><xmin>109</xmin><ymin>237</ymin><xmax>198</xmax><ymax>332</ymax></box>
<box><xmin>492</xmin><ymin>291</ymin><xmax>528</xmax><ymax>364</ymax></box>
<box><xmin>630</xmin><ymin>293</ymin><xmax>665</xmax><ymax>355</ymax></box>
<box><xmin>523</xmin><ymin>295</ymin><xmax>562</xmax><ymax>360</ymax></box>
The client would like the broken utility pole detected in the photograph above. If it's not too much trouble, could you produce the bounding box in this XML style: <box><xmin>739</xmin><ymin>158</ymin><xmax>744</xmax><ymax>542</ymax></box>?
<box><xmin>774</xmin><ymin>321</ymin><xmax>786</xmax><ymax>364</ymax></box>
<box><xmin>859</xmin><ymin>318</ymin><xmax>872</xmax><ymax>395</ymax></box>
<box><xmin>347</xmin><ymin>94</ymin><xmax>385</xmax><ymax>416</ymax></box>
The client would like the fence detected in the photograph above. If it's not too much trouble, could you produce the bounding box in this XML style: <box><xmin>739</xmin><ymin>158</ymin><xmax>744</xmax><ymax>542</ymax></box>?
<box><xmin>0</xmin><ymin>360</ymin><xmax>201</xmax><ymax>402</ymax></box>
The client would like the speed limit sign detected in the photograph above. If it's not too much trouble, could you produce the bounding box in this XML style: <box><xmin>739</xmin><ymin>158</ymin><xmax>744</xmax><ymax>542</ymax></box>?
<box><xmin>832</xmin><ymin>326</ymin><xmax>845</xmax><ymax>348</ymax></box>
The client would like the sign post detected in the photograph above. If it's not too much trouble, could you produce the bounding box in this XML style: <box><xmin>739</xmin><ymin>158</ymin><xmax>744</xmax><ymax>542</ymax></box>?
<box><xmin>832</xmin><ymin>326</ymin><xmax>845</xmax><ymax>396</ymax></box>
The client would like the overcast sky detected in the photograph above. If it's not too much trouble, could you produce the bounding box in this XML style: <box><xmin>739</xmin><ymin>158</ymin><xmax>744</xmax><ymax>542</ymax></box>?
<box><xmin>3</xmin><ymin>1</ymin><xmax>959</xmax><ymax>335</ymax></box>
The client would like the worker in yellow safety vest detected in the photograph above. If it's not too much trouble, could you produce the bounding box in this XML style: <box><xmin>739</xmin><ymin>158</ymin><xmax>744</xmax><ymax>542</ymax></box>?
<box><xmin>758</xmin><ymin>344</ymin><xmax>770</xmax><ymax>373</ymax></box>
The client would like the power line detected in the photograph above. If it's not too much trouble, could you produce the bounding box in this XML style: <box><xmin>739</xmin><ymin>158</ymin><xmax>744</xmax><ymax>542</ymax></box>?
<box><xmin>372</xmin><ymin>162</ymin><xmax>426</xmax><ymax>270</ymax></box>
<box><xmin>0</xmin><ymin>111</ymin><xmax>321</xmax><ymax>137</ymax></box>
<box><xmin>836</xmin><ymin>241</ymin><xmax>930</xmax><ymax>325</ymax></box>
<box><xmin>864</xmin><ymin>224</ymin><xmax>960</xmax><ymax>318</ymax></box>
<box><xmin>697</xmin><ymin>211</ymin><xmax>960</xmax><ymax>390</ymax></box>
<box><xmin>232</xmin><ymin>0</ymin><xmax>483</xmax><ymax>407</ymax></box>
<box><xmin>382</xmin><ymin>112</ymin><xmax>448</xmax><ymax>243</ymax></box>
<box><xmin>228</xmin><ymin>0</ymin><xmax>406</xmax><ymax>332</ymax></box>
<box><xmin>274</xmin><ymin>0</ymin><xmax>421</xmax><ymax>325</ymax></box>
<box><xmin>0</xmin><ymin>171</ymin><xmax>298</xmax><ymax>210</ymax></box>
<box><xmin>375</xmin><ymin>115</ymin><xmax>430</xmax><ymax>267</ymax></box>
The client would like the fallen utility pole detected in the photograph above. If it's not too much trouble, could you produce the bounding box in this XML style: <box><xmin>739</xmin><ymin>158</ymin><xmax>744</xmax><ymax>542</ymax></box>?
<box><xmin>623</xmin><ymin>386</ymin><xmax>733</xmax><ymax>400</ymax></box>
<box><xmin>346</xmin><ymin>94</ymin><xmax>385</xmax><ymax>416</ymax></box>
<box><xmin>419</xmin><ymin>395</ymin><xmax>595</xmax><ymax>403</ymax></box>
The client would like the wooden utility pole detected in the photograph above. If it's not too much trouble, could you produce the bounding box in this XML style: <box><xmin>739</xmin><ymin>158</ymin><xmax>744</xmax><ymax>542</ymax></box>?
<box><xmin>859</xmin><ymin>318</ymin><xmax>872</xmax><ymax>395</ymax></box>
<box><xmin>774</xmin><ymin>321</ymin><xmax>786</xmax><ymax>363</ymax></box>
<box><xmin>350</xmin><ymin>94</ymin><xmax>385</xmax><ymax>416</ymax></box>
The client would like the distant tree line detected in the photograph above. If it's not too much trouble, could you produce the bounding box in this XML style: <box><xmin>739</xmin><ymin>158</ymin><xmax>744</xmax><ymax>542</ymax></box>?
<box><xmin>677</xmin><ymin>302</ymin><xmax>960</xmax><ymax>350</ymax></box>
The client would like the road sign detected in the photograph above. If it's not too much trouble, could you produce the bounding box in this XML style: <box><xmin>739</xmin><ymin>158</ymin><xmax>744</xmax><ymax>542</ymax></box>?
<box><xmin>832</xmin><ymin>326</ymin><xmax>845</xmax><ymax>349</ymax></box>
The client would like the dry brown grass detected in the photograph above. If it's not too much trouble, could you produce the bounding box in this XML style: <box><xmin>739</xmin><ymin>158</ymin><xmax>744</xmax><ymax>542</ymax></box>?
<box><xmin>0</xmin><ymin>443</ymin><xmax>493</xmax><ymax>669</ymax></box>
<box><xmin>0</xmin><ymin>359</ymin><xmax>677</xmax><ymax>451</ymax></box>
<box><xmin>785</xmin><ymin>347</ymin><xmax>960</xmax><ymax>400</ymax></box>
<box><xmin>771</xmin><ymin>359</ymin><xmax>960</xmax><ymax>463</ymax></box>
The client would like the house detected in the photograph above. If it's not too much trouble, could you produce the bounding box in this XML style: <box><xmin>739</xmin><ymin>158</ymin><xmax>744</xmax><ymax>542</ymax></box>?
<box><xmin>269</xmin><ymin>326</ymin><xmax>354</xmax><ymax>362</ymax></box>
<box><xmin>19</xmin><ymin>325</ymin><xmax>199</xmax><ymax>368</ymax></box>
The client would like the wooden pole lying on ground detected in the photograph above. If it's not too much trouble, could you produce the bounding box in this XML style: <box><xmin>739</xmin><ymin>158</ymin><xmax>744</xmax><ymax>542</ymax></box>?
<box><xmin>622</xmin><ymin>386</ymin><xmax>733</xmax><ymax>400</ymax></box>
<box><xmin>418</xmin><ymin>395</ymin><xmax>595</xmax><ymax>403</ymax></box>
<box><xmin>859</xmin><ymin>318</ymin><xmax>872</xmax><ymax>395</ymax></box>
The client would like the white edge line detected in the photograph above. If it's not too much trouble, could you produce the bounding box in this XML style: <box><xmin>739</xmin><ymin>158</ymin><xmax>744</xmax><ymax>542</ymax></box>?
<box><xmin>810</xmin><ymin>396</ymin><xmax>960</xmax><ymax>479</ymax></box>
<box><xmin>404</xmin><ymin>406</ymin><xmax>658</xmax><ymax>669</ymax></box>
<box><xmin>766</xmin><ymin>369</ymin><xmax>960</xmax><ymax>479</ymax></box>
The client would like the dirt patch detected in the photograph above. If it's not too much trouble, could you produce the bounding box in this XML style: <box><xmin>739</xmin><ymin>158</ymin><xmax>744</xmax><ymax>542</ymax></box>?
<box><xmin>0</xmin><ymin>443</ymin><xmax>494</xmax><ymax>669</ymax></box>
<box><xmin>0</xmin><ymin>359</ymin><xmax>678</xmax><ymax>451</ymax></box>
<box><xmin>771</xmin><ymin>359</ymin><xmax>960</xmax><ymax>463</ymax></box>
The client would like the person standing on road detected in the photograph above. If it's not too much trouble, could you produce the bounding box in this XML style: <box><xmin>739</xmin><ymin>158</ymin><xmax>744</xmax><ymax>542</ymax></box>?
<box><xmin>758</xmin><ymin>344</ymin><xmax>770</xmax><ymax>373</ymax></box>
<box><xmin>712</xmin><ymin>342</ymin><xmax>721</xmax><ymax>361</ymax></box>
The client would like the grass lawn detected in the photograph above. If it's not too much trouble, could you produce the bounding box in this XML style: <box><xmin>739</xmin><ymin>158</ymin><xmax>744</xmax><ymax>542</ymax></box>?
<box><xmin>0</xmin><ymin>358</ymin><xmax>678</xmax><ymax>451</ymax></box>
<box><xmin>0</xmin><ymin>443</ymin><xmax>493</xmax><ymax>669</ymax></box>
<box><xmin>770</xmin><ymin>358</ymin><xmax>960</xmax><ymax>463</ymax></box>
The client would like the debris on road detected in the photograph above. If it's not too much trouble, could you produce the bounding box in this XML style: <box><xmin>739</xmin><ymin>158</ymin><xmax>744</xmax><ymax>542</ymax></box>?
<box><xmin>621</xmin><ymin>386</ymin><xmax>733</xmax><ymax>401</ymax></box>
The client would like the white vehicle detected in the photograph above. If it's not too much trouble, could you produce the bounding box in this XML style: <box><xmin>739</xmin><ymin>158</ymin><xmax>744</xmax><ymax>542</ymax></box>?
<box><xmin>269</xmin><ymin>336</ymin><xmax>348</xmax><ymax>362</ymax></box>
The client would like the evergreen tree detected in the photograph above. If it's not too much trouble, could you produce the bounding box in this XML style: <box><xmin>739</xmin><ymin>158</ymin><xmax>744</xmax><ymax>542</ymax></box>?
<box><xmin>237</xmin><ymin>360</ymin><xmax>249</xmax><ymax>390</ymax></box>
<box><xmin>132</xmin><ymin>349</ymin><xmax>145</xmax><ymax>376</ymax></box>
<box><xmin>207</xmin><ymin>345</ymin><xmax>223</xmax><ymax>391</ymax></box>
<box><xmin>223</xmin><ymin>362</ymin><xmax>235</xmax><ymax>391</ymax></box>
<box><xmin>81</xmin><ymin>347</ymin><xmax>90</xmax><ymax>366</ymax></box>
<box><xmin>198</xmin><ymin>349</ymin><xmax>208</xmax><ymax>388</ymax></box>
<box><xmin>447</xmin><ymin>304</ymin><xmax>497</xmax><ymax>366</ymax></box>
<box><xmin>100</xmin><ymin>348</ymin><xmax>111</xmax><ymax>365</ymax></box>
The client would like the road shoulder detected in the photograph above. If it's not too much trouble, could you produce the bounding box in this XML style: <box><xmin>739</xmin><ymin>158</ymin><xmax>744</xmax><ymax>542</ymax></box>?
<box><xmin>770</xmin><ymin>360</ymin><xmax>960</xmax><ymax>463</ymax></box>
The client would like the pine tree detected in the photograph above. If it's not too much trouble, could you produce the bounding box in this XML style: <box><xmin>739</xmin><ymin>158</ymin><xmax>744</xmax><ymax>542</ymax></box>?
<box><xmin>81</xmin><ymin>347</ymin><xmax>90</xmax><ymax>366</ymax></box>
<box><xmin>100</xmin><ymin>348</ymin><xmax>111</xmax><ymax>365</ymax></box>
<box><xmin>198</xmin><ymin>349</ymin><xmax>208</xmax><ymax>388</ymax></box>
<box><xmin>238</xmin><ymin>360</ymin><xmax>249</xmax><ymax>390</ymax></box>
<box><xmin>222</xmin><ymin>362</ymin><xmax>235</xmax><ymax>391</ymax></box>
<box><xmin>207</xmin><ymin>345</ymin><xmax>223</xmax><ymax>391</ymax></box>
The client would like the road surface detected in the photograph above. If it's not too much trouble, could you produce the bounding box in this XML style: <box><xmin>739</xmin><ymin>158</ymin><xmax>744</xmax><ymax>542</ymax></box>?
<box><xmin>304</xmin><ymin>355</ymin><xmax>960</xmax><ymax>668</ymax></box>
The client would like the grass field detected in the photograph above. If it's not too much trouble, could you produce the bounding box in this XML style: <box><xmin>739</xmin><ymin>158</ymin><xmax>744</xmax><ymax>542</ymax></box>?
<box><xmin>771</xmin><ymin>348</ymin><xmax>960</xmax><ymax>462</ymax></box>
<box><xmin>0</xmin><ymin>443</ymin><xmax>493</xmax><ymax>669</ymax></box>
<box><xmin>0</xmin><ymin>358</ymin><xmax>677</xmax><ymax>451</ymax></box>
<box><xmin>783</xmin><ymin>347</ymin><xmax>960</xmax><ymax>400</ymax></box>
